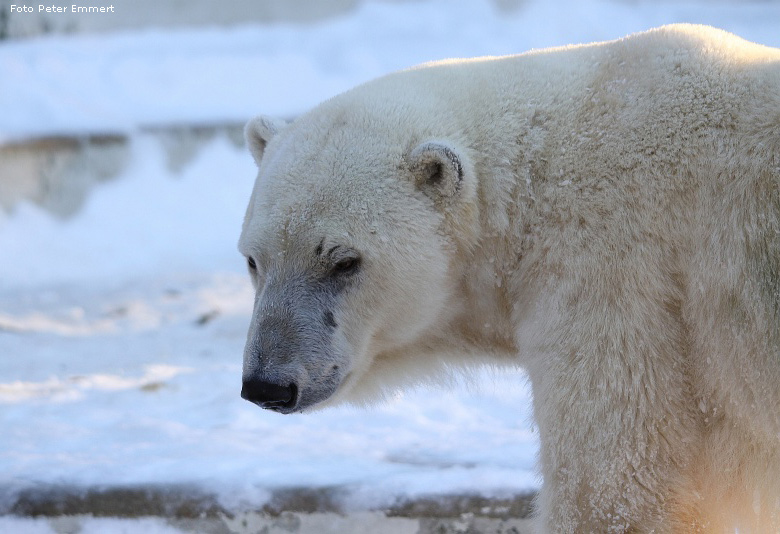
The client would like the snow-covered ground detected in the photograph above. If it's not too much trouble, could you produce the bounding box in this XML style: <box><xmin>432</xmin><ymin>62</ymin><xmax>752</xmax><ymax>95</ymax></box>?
<box><xmin>1</xmin><ymin>0</ymin><xmax>779</xmax><ymax>531</ymax></box>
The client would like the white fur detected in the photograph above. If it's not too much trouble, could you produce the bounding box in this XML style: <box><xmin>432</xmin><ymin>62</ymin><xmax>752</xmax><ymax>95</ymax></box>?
<box><xmin>241</xmin><ymin>24</ymin><xmax>780</xmax><ymax>532</ymax></box>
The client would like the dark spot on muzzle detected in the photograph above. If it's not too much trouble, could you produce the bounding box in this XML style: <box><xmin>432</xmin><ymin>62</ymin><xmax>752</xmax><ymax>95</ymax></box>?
<box><xmin>324</xmin><ymin>310</ymin><xmax>337</xmax><ymax>328</ymax></box>
<box><xmin>241</xmin><ymin>378</ymin><xmax>298</xmax><ymax>411</ymax></box>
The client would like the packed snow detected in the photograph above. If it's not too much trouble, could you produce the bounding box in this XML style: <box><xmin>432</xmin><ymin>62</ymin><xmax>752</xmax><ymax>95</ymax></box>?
<box><xmin>1</xmin><ymin>0</ymin><xmax>779</xmax><ymax>531</ymax></box>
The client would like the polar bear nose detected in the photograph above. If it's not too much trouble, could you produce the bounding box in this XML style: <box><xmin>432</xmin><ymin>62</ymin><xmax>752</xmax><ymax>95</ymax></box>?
<box><xmin>241</xmin><ymin>378</ymin><xmax>297</xmax><ymax>410</ymax></box>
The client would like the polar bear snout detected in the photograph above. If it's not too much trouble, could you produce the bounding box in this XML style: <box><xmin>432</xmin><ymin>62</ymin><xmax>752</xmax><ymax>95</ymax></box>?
<box><xmin>241</xmin><ymin>276</ymin><xmax>351</xmax><ymax>413</ymax></box>
<box><xmin>241</xmin><ymin>377</ymin><xmax>298</xmax><ymax>411</ymax></box>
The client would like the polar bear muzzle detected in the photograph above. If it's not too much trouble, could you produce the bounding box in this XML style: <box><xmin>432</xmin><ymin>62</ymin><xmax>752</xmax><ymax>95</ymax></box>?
<box><xmin>240</xmin><ymin>263</ymin><xmax>353</xmax><ymax>414</ymax></box>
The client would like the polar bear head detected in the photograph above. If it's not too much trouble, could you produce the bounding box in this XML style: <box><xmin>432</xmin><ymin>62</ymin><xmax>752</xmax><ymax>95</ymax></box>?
<box><xmin>238</xmin><ymin>105</ymin><xmax>479</xmax><ymax>413</ymax></box>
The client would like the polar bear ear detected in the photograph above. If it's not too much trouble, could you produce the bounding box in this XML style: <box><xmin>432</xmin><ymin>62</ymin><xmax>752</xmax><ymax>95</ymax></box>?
<box><xmin>409</xmin><ymin>141</ymin><xmax>466</xmax><ymax>199</ymax></box>
<box><xmin>245</xmin><ymin>115</ymin><xmax>287</xmax><ymax>166</ymax></box>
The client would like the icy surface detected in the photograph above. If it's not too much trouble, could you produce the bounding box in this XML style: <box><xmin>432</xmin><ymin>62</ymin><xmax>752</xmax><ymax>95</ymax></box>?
<box><xmin>1</xmin><ymin>0</ymin><xmax>779</xmax><ymax>524</ymax></box>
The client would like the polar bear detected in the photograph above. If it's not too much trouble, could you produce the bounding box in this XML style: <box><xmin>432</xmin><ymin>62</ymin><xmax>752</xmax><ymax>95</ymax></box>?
<box><xmin>238</xmin><ymin>24</ymin><xmax>780</xmax><ymax>532</ymax></box>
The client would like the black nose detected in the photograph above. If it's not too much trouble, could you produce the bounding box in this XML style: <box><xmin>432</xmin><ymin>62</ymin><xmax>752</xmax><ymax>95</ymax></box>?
<box><xmin>241</xmin><ymin>378</ymin><xmax>297</xmax><ymax>410</ymax></box>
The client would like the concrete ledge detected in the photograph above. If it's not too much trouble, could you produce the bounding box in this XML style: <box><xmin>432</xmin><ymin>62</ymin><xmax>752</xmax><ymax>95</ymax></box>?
<box><xmin>35</xmin><ymin>512</ymin><xmax>535</xmax><ymax>534</ymax></box>
<box><xmin>5</xmin><ymin>483</ymin><xmax>536</xmax><ymax>519</ymax></box>
<box><xmin>0</xmin><ymin>133</ymin><xmax>129</xmax><ymax>218</ymax></box>
<box><xmin>3</xmin><ymin>484</ymin><xmax>536</xmax><ymax>533</ymax></box>
<box><xmin>0</xmin><ymin>122</ymin><xmax>246</xmax><ymax>218</ymax></box>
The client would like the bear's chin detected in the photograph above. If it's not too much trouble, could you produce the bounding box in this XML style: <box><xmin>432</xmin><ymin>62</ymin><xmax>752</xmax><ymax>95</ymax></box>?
<box><xmin>294</xmin><ymin>369</ymin><xmax>391</xmax><ymax>413</ymax></box>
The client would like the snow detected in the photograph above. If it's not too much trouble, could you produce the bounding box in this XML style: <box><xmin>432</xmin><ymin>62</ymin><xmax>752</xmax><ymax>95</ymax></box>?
<box><xmin>2</xmin><ymin>0</ymin><xmax>779</xmax><ymax>142</ymax></box>
<box><xmin>1</xmin><ymin>0</ymin><xmax>779</xmax><ymax>528</ymax></box>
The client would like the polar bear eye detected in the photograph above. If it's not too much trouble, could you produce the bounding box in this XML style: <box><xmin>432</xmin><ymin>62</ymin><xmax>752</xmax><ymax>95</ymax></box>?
<box><xmin>247</xmin><ymin>256</ymin><xmax>257</xmax><ymax>271</ymax></box>
<box><xmin>332</xmin><ymin>256</ymin><xmax>361</xmax><ymax>276</ymax></box>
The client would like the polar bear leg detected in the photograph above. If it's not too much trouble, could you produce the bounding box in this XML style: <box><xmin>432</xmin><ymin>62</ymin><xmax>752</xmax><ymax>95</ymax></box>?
<box><xmin>531</xmin><ymin>382</ymin><xmax>699</xmax><ymax>532</ymax></box>
<box><xmin>526</xmin><ymin>290</ymin><xmax>702</xmax><ymax>532</ymax></box>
